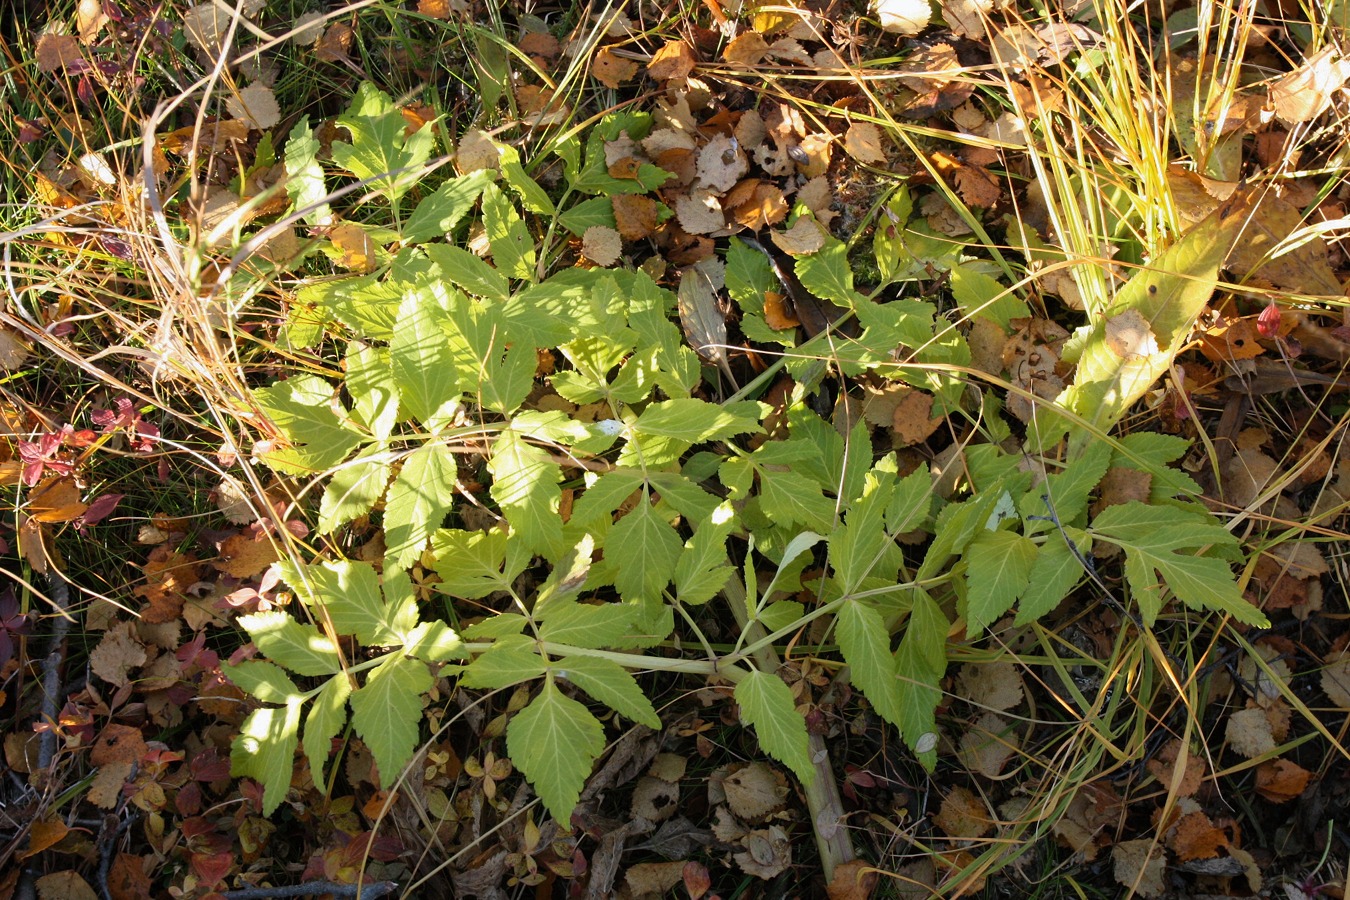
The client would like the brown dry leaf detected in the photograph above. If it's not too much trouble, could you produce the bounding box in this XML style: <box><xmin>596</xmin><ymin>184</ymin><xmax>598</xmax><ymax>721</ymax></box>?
<box><xmin>87</xmin><ymin>760</ymin><xmax>134</xmax><ymax>808</ymax></box>
<box><xmin>417</xmin><ymin>0</ymin><xmax>451</xmax><ymax>19</ymax></box>
<box><xmin>954</xmin><ymin>164</ymin><xmax>1001</xmax><ymax>207</ymax></box>
<box><xmin>160</xmin><ymin>118</ymin><xmax>251</xmax><ymax>156</ymax></box>
<box><xmin>957</xmin><ymin>661</ymin><xmax>1024</xmax><ymax>711</ymax></box>
<box><xmin>36</xmin><ymin>33</ymin><xmax>84</xmax><ymax>73</ymax></box>
<box><xmin>1224</xmin><ymin>190</ymin><xmax>1342</xmax><ymax>296</ymax></box>
<box><xmin>796</xmin><ymin>133</ymin><xmax>832</xmax><ymax>178</ymax></box>
<box><xmin>626</xmin><ymin>862</ymin><xmax>686</xmax><ymax>895</ymax></box>
<box><xmin>0</xmin><ymin>328</ymin><xmax>31</xmax><ymax>371</ymax></box>
<box><xmin>92</xmin><ymin>724</ymin><xmax>148</xmax><ymax>766</ymax></box>
<box><xmin>226</xmin><ymin>83</ymin><xmax>281</xmax><ymax>130</ymax></box>
<box><xmin>797</xmin><ymin>176</ymin><xmax>836</xmax><ymax>225</ymax></box>
<box><xmin>1255</xmin><ymin>758</ymin><xmax>1312</xmax><ymax>802</ymax></box>
<box><xmin>892</xmin><ymin>390</ymin><xmax>944</xmax><ymax>447</ymax></box>
<box><xmin>290</xmin><ymin>10</ymin><xmax>325</xmax><ymax>45</ymax></box>
<box><xmin>844</xmin><ymin>122</ymin><xmax>886</xmax><ymax>164</ymax></box>
<box><xmin>19</xmin><ymin>818</ymin><xmax>70</xmax><ymax>859</ymax></box>
<box><xmin>724</xmin><ymin>32</ymin><xmax>770</xmax><ymax>65</ymax></box>
<box><xmin>677</xmin><ymin>256</ymin><xmax>729</xmax><ymax>371</ymax></box>
<box><xmin>611</xmin><ymin>195</ymin><xmax>658</xmax><ymax>241</ymax></box>
<box><xmin>1170</xmin><ymin>811</ymin><xmax>1227</xmax><ymax>861</ymax></box>
<box><xmin>675</xmin><ymin>188</ymin><xmax>726</xmax><ymax>235</ymax></box>
<box><xmin>1321</xmin><ymin>651</ymin><xmax>1350</xmax><ymax>708</ymax></box>
<box><xmin>1112</xmin><ymin>839</ymin><xmax>1166</xmax><ymax>898</ymax></box>
<box><xmin>733</xmin><ymin>825</ymin><xmax>792</xmax><ymax>879</ymax></box>
<box><xmin>943</xmin><ymin>0</ymin><xmax>993</xmax><ymax>38</ymax></box>
<box><xmin>771</xmin><ymin>216</ymin><xmax>825</xmax><ymax>256</ymax></box>
<box><xmin>722</xmin><ymin>762</ymin><xmax>788</xmax><ymax>821</ymax></box>
<box><xmin>582</xmin><ymin>225</ymin><xmax>622</xmax><ymax>267</ymax></box>
<box><xmin>1269</xmin><ymin>47</ymin><xmax>1350</xmax><ymax>125</ymax></box>
<box><xmin>1145</xmin><ymin>740</ymin><xmax>1205</xmax><ymax>797</ymax></box>
<box><xmin>1104</xmin><ymin>308</ymin><xmax>1160</xmax><ymax>359</ymax></box>
<box><xmin>697</xmin><ymin>134</ymin><xmax>749</xmax><ymax>192</ymax></box>
<box><xmin>78</xmin><ymin>0</ymin><xmax>110</xmax><ymax>42</ymax></box>
<box><xmin>215</xmin><ymin>478</ymin><xmax>256</xmax><ymax>524</ymax></box>
<box><xmin>1226</xmin><ymin>706</ymin><xmax>1277</xmax><ymax>758</ymax></box>
<box><xmin>183</xmin><ymin>3</ymin><xmax>231</xmax><ymax>54</ymax></box>
<box><xmin>763</xmin><ymin>292</ymin><xmax>799</xmax><ymax>330</ymax></box>
<box><xmin>648</xmin><ymin>40</ymin><xmax>697</xmax><ymax>82</ymax></box>
<box><xmin>1199</xmin><ymin>317</ymin><xmax>1264</xmax><ymax>363</ymax></box>
<box><xmin>330</xmin><ymin>223</ymin><xmax>376</xmax><ymax>272</ymax></box>
<box><xmin>315</xmin><ymin>22</ymin><xmax>355</xmax><ymax>63</ymax></box>
<box><xmin>456</xmin><ymin>129</ymin><xmax>499</xmax><ymax>173</ymax></box>
<box><xmin>214</xmin><ymin>532</ymin><xmax>278</xmax><ymax>578</ymax></box>
<box><xmin>1221</xmin><ymin>448</ymin><xmax>1278</xmax><ymax>510</ymax></box>
<box><xmin>593</xmin><ymin>47</ymin><xmax>639</xmax><ymax>88</ymax></box>
<box><xmin>934</xmin><ymin>786</ymin><xmax>992</xmax><ymax>838</ymax></box>
<box><xmin>36</xmin><ymin>872</ymin><xmax>99</xmax><ymax>900</ymax></box>
<box><xmin>826</xmin><ymin>859</ymin><xmax>878</xmax><ymax>900</ymax></box>
<box><xmin>959</xmin><ymin>712</ymin><xmax>1017</xmax><ymax>778</ymax></box>
<box><xmin>90</xmin><ymin>622</ymin><xmax>147</xmax><ymax>688</ymax></box>
<box><xmin>727</xmin><ymin>181</ymin><xmax>789</xmax><ymax>230</ymax></box>
<box><xmin>28</xmin><ymin>476</ymin><xmax>88</xmax><ymax>523</ymax></box>
<box><xmin>630</xmin><ymin>775</ymin><xmax>680</xmax><ymax>822</ymax></box>
<box><xmin>874</xmin><ymin>0</ymin><xmax>932</xmax><ymax>34</ymax></box>
<box><xmin>1091</xmin><ymin>467</ymin><xmax>1152</xmax><ymax>516</ymax></box>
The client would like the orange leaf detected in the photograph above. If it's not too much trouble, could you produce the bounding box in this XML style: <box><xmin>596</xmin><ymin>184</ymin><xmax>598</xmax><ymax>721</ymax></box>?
<box><xmin>763</xmin><ymin>291</ymin><xmax>800</xmax><ymax>330</ymax></box>
<box><xmin>19</xmin><ymin>818</ymin><xmax>69</xmax><ymax>859</ymax></box>
<box><xmin>647</xmin><ymin>41</ymin><xmax>696</xmax><ymax>82</ymax></box>
<box><xmin>1169</xmin><ymin>810</ymin><xmax>1227</xmax><ymax>861</ymax></box>
<box><xmin>28</xmin><ymin>476</ymin><xmax>87</xmax><ymax>523</ymax></box>
<box><xmin>593</xmin><ymin>47</ymin><xmax>639</xmax><ymax>88</ymax></box>
<box><xmin>1255</xmin><ymin>758</ymin><xmax>1312</xmax><ymax>802</ymax></box>
<box><xmin>1198</xmin><ymin>318</ymin><xmax>1264</xmax><ymax>363</ymax></box>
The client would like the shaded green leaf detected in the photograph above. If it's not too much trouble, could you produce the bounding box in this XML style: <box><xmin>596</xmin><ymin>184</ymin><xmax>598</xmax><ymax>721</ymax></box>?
<box><xmin>507</xmin><ymin>679</ymin><xmax>606</xmax><ymax>822</ymax></box>
<box><xmin>735</xmin><ymin>671</ymin><xmax>814</xmax><ymax>786</ymax></box>
<box><xmin>557</xmin><ymin>656</ymin><xmax>660</xmax><ymax>728</ymax></box>
<box><xmin>350</xmin><ymin>653</ymin><xmax>431</xmax><ymax>784</ymax></box>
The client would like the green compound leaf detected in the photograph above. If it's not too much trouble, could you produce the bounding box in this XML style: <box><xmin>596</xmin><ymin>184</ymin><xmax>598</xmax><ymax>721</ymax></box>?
<box><xmin>232</xmin><ymin>698</ymin><xmax>303</xmax><ymax>816</ymax></box>
<box><xmin>794</xmin><ymin>237</ymin><xmax>856</xmax><ymax>305</ymax></box>
<box><xmin>432</xmin><ymin>528</ymin><xmax>529</xmax><ymax>599</ymax></box>
<box><xmin>460</xmin><ymin>637</ymin><xmax>547</xmax><ymax>689</ymax></box>
<box><xmin>238</xmin><ymin>611</ymin><xmax>341</xmax><ymax>677</ymax></box>
<box><xmin>286</xmin><ymin>560</ymin><xmax>417</xmax><ymax>646</ymax></box>
<box><xmin>951</xmin><ymin>266</ymin><xmax>1029</xmax><ymax>330</ymax></box>
<box><xmin>507</xmin><ymin>679</ymin><xmax>606</xmax><ymax>823</ymax></box>
<box><xmin>537</xmin><ymin>600</ymin><xmax>637</xmax><ymax>649</ymax></box>
<box><xmin>425</xmin><ymin>244</ymin><xmax>510</xmax><ymax>302</ymax></box>
<box><xmin>349</xmin><ymin>652</ymin><xmax>432</xmax><ymax>784</ymax></box>
<box><xmin>489</xmin><ymin>428</ymin><xmax>564</xmax><ymax>562</ymax></box>
<box><xmin>1091</xmin><ymin>501</ymin><xmax>1268</xmax><ymax>627</ymax></box>
<box><xmin>403</xmin><ymin>621</ymin><xmax>467</xmax><ymax>663</ymax></box>
<box><xmin>481</xmin><ymin>182</ymin><xmax>536</xmax><ymax>282</ymax></box>
<box><xmin>964</xmin><ymin>529</ymin><xmax>1038</xmax><ymax>638</ymax></box>
<box><xmin>836</xmin><ymin>602</ymin><xmax>903</xmax><ymax>727</ymax></box>
<box><xmin>609</xmin><ymin>497</ymin><xmax>682</xmax><ymax>604</ymax></box>
<box><xmin>390</xmin><ymin>292</ymin><xmax>462</xmax><ymax>428</ymax></box>
<box><xmin>895</xmin><ymin>590</ymin><xmax>947</xmax><ymax>770</ymax></box>
<box><xmin>631</xmin><ymin>398</ymin><xmax>763</xmax><ymax>443</ymax></box>
<box><xmin>283</xmin><ymin>116</ymin><xmax>330</xmax><ymax>226</ymax></box>
<box><xmin>346</xmin><ymin>343</ymin><xmax>399</xmax><ymax>441</ymax></box>
<box><xmin>331</xmin><ymin>82</ymin><xmax>435</xmax><ymax>202</ymax></box>
<box><xmin>674</xmin><ymin>502</ymin><xmax>737</xmax><ymax>605</ymax></box>
<box><xmin>221</xmin><ymin>660</ymin><xmax>300</xmax><ymax>705</ymax></box>
<box><xmin>735</xmin><ymin>670</ymin><xmax>814</xmax><ymax>786</ymax></box>
<box><xmin>251</xmin><ymin>376</ymin><xmax>366</xmax><ymax>476</ymax></box>
<box><xmin>303</xmin><ymin>674</ymin><xmax>352</xmax><ymax>791</ymax></box>
<box><xmin>1015</xmin><ymin>531</ymin><xmax>1089</xmax><ymax>625</ymax></box>
<box><xmin>384</xmin><ymin>441</ymin><xmax>457</xmax><ymax>571</ymax></box>
<box><xmin>830</xmin><ymin>465</ymin><xmax>894</xmax><ymax>594</ymax></box>
<box><xmin>404</xmin><ymin>169</ymin><xmax>496</xmax><ymax>243</ymax></box>
<box><xmin>319</xmin><ymin>450</ymin><xmax>391</xmax><ymax>535</ymax></box>
<box><xmin>556</xmin><ymin>656</ymin><xmax>660</xmax><ymax>728</ymax></box>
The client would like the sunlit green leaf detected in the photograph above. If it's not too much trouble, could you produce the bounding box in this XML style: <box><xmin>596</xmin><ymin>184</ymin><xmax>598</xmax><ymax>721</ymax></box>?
<box><xmin>231</xmin><ymin>699</ymin><xmax>303</xmax><ymax>816</ymax></box>
<box><xmin>238</xmin><ymin>611</ymin><xmax>341</xmax><ymax>677</ymax></box>
<box><xmin>735</xmin><ymin>671</ymin><xmax>814</xmax><ymax>786</ymax></box>
<box><xmin>350</xmin><ymin>652</ymin><xmax>431</xmax><ymax>783</ymax></box>
<box><xmin>384</xmin><ymin>441</ymin><xmax>457</xmax><ymax>570</ymax></box>
<box><xmin>507</xmin><ymin>679</ymin><xmax>605</xmax><ymax>822</ymax></box>
<box><xmin>556</xmin><ymin>656</ymin><xmax>660</xmax><ymax>728</ymax></box>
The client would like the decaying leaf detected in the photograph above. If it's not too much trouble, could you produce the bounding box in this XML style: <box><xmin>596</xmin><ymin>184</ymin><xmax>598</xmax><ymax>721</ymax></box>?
<box><xmin>677</xmin><ymin>256</ymin><xmax>729</xmax><ymax>371</ymax></box>
<box><xmin>90</xmin><ymin>621</ymin><xmax>147</xmax><ymax>689</ymax></box>
<box><xmin>225</xmin><ymin>83</ymin><xmax>281</xmax><ymax>130</ymax></box>
<box><xmin>1254</xmin><ymin>758</ymin><xmax>1311</xmax><ymax>802</ymax></box>
<box><xmin>1169</xmin><ymin>810</ymin><xmax>1227</xmax><ymax>860</ymax></box>
<box><xmin>720</xmin><ymin>762</ymin><xmax>788</xmax><ymax>822</ymax></box>
<box><xmin>1226</xmin><ymin>706</ymin><xmax>1277</xmax><ymax>758</ymax></box>
<box><xmin>934</xmin><ymin>786</ymin><xmax>992</xmax><ymax>838</ymax></box>
<box><xmin>36</xmin><ymin>33</ymin><xmax>83</xmax><ymax>73</ymax></box>
<box><xmin>844</xmin><ymin>122</ymin><xmax>886</xmax><ymax>164</ymax></box>
<box><xmin>957</xmin><ymin>661</ymin><xmax>1024</xmax><ymax>711</ymax></box>
<box><xmin>1112</xmin><ymin>839</ymin><xmax>1166</xmax><ymax>897</ymax></box>
<box><xmin>647</xmin><ymin>40</ymin><xmax>697</xmax><ymax>82</ymax></box>
<box><xmin>582</xmin><ymin>225</ymin><xmax>622</xmax><ymax>267</ymax></box>
<box><xmin>959</xmin><ymin>712</ymin><xmax>1017</xmax><ymax>778</ymax></box>
<box><xmin>1269</xmin><ymin>46</ymin><xmax>1350</xmax><ymax>125</ymax></box>
<box><xmin>1322</xmin><ymin>651</ymin><xmax>1350</xmax><ymax>708</ymax></box>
